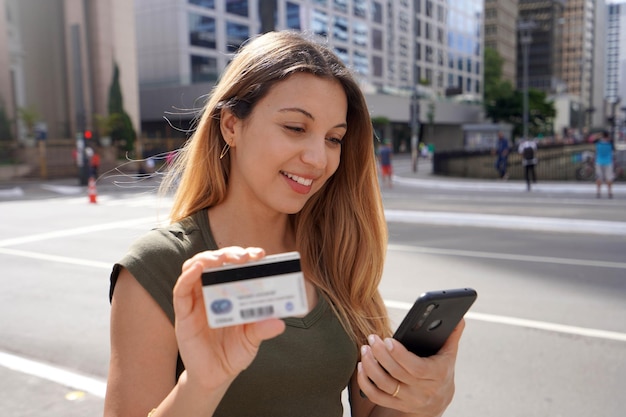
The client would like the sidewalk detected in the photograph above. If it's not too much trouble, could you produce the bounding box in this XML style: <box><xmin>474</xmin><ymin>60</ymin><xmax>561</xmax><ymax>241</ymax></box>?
<box><xmin>1</xmin><ymin>155</ymin><xmax>625</xmax><ymax>199</ymax></box>
<box><xmin>392</xmin><ymin>155</ymin><xmax>626</xmax><ymax>195</ymax></box>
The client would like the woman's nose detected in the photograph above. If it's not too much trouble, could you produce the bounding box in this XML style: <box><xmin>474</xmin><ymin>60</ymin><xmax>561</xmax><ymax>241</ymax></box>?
<box><xmin>301</xmin><ymin>137</ymin><xmax>328</xmax><ymax>169</ymax></box>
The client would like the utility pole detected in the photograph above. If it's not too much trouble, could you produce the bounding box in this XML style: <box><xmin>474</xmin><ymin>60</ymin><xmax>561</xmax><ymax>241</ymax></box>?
<box><xmin>410</xmin><ymin>90</ymin><xmax>420</xmax><ymax>172</ymax></box>
<box><xmin>518</xmin><ymin>20</ymin><xmax>535</xmax><ymax>142</ymax></box>
<box><xmin>71</xmin><ymin>24</ymin><xmax>90</xmax><ymax>186</ymax></box>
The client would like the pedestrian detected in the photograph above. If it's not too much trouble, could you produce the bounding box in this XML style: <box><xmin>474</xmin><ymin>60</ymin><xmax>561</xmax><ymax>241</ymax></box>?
<box><xmin>493</xmin><ymin>131</ymin><xmax>510</xmax><ymax>180</ymax></box>
<box><xmin>377</xmin><ymin>139</ymin><xmax>393</xmax><ymax>188</ymax></box>
<box><xmin>104</xmin><ymin>31</ymin><xmax>465</xmax><ymax>417</ymax></box>
<box><xmin>518</xmin><ymin>138</ymin><xmax>537</xmax><ymax>191</ymax></box>
<box><xmin>89</xmin><ymin>147</ymin><xmax>101</xmax><ymax>179</ymax></box>
<box><xmin>594</xmin><ymin>130</ymin><xmax>615</xmax><ymax>198</ymax></box>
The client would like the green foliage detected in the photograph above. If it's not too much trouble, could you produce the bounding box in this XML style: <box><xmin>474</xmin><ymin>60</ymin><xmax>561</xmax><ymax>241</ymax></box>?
<box><xmin>484</xmin><ymin>47</ymin><xmax>555</xmax><ymax>139</ymax></box>
<box><xmin>18</xmin><ymin>106</ymin><xmax>39</xmax><ymax>137</ymax></box>
<box><xmin>483</xmin><ymin>47</ymin><xmax>514</xmax><ymax>107</ymax></box>
<box><xmin>0</xmin><ymin>105</ymin><xmax>13</xmax><ymax>142</ymax></box>
<box><xmin>488</xmin><ymin>89</ymin><xmax>556</xmax><ymax>138</ymax></box>
<box><xmin>107</xmin><ymin>62</ymin><xmax>136</xmax><ymax>152</ymax></box>
<box><xmin>371</xmin><ymin>116</ymin><xmax>390</xmax><ymax>125</ymax></box>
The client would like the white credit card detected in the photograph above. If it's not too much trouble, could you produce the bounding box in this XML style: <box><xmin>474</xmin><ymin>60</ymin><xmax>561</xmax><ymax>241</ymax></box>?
<box><xmin>201</xmin><ymin>251</ymin><xmax>309</xmax><ymax>328</ymax></box>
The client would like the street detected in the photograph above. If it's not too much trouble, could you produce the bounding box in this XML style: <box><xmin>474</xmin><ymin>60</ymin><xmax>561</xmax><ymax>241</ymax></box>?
<box><xmin>1</xmin><ymin>156</ymin><xmax>625</xmax><ymax>416</ymax></box>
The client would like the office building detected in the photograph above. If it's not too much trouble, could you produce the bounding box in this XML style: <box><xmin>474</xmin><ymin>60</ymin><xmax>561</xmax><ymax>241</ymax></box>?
<box><xmin>137</xmin><ymin>0</ymin><xmax>485</xmax><ymax>148</ymax></box>
<box><xmin>484</xmin><ymin>0</ymin><xmax>518</xmax><ymax>85</ymax></box>
<box><xmin>0</xmin><ymin>0</ymin><xmax>139</xmax><ymax>142</ymax></box>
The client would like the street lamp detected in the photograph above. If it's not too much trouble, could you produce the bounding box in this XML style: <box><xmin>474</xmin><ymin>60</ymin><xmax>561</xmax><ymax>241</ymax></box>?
<box><xmin>518</xmin><ymin>20</ymin><xmax>536</xmax><ymax>142</ymax></box>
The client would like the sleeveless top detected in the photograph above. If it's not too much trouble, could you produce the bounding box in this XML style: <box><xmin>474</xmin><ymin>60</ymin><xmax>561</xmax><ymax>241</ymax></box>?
<box><xmin>109</xmin><ymin>208</ymin><xmax>358</xmax><ymax>417</ymax></box>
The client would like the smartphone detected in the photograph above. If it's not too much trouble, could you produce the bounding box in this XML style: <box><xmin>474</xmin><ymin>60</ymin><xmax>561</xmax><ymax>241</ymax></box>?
<box><xmin>393</xmin><ymin>288</ymin><xmax>477</xmax><ymax>357</ymax></box>
<box><xmin>201</xmin><ymin>251</ymin><xmax>309</xmax><ymax>328</ymax></box>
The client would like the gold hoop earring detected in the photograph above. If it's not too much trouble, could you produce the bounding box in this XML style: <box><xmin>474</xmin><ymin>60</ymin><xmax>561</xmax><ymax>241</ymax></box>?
<box><xmin>219</xmin><ymin>143</ymin><xmax>230</xmax><ymax>160</ymax></box>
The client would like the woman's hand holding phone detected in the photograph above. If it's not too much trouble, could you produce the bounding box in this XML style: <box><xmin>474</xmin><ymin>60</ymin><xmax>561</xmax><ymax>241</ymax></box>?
<box><xmin>356</xmin><ymin>288</ymin><xmax>476</xmax><ymax>415</ymax></box>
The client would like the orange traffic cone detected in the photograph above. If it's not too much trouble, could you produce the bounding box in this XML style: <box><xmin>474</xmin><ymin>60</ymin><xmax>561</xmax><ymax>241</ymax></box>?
<box><xmin>88</xmin><ymin>177</ymin><xmax>97</xmax><ymax>204</ymax></box>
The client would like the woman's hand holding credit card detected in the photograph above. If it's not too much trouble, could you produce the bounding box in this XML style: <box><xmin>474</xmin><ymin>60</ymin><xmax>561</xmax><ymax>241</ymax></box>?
<box><xmin>201</xmin><ymin>251</ymin><xmax>309</xmax><ymax>328</ymax></box>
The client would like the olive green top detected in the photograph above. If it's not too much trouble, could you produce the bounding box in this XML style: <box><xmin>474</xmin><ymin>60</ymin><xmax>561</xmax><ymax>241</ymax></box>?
<box><xmin>110</xmin><ymin>208</ymin><xmax>358</xmax><ymax>417</ymax></box>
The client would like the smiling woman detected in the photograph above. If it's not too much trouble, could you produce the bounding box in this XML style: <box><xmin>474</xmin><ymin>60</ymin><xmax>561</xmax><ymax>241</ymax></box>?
<box><xmin>104</xmin><ymin>30</ymin><xmax>465</xmax><ymax>417</ymax></box>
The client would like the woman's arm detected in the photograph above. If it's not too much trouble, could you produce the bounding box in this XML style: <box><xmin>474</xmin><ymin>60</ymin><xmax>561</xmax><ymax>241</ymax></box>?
<box><xmin>104</xmin><ymin>247</ymin><xmax>287</xmax><ymax>417</ymax></box>
<box><xmin>349</xmin><ymin>320</ymin><xmax>465</xmax><ymax>417</ymax></box>
<box><xmin>104</xmin><ymin>267</ymin><xmax>180</xmax><ymax>417</ymax></box>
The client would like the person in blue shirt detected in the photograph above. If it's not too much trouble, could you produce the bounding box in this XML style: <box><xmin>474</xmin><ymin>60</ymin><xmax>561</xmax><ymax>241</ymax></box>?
<box><xmin>494</xmin><ymin>131</ymin><xmax>510</xmax><ymax>179</ymax></box>
<box><xmin>594</xmin><ymin>130</ymin><xmax>615</xmax><ymax>198</ymax></box>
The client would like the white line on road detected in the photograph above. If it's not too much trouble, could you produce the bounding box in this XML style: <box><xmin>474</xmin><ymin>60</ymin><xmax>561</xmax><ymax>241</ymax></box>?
<box><xmin>388</xmin><ymin>244</ymin><xmax>626</xmax><ymax>270</ymax></box>
<box><xmin>0</xmin><ymin>351</ymin><xmax>106</xmax><ymax>398</ymax></box>
<box><xmin>385</xmin><ymin>209</ymin><xmax>626</xmax><ymax>236</ymax></box>
<box><xmin>0</xmin><ymin>247</ymin><xmax>112</xmax><ymax>269</ymax></box>
<box><xmin>0</xmin><ymin>217</ymin><xmax>160</xmax><ymax>247</ymax></box>
<box><xmin>2</xmin><ymin>299</ymin><xmax>624</xmax><ymax>401</ymax></box>
<box><xmin>385</xmin><ymin>300</ymin><xmax>626</xmax><ymax>343</ymax></box>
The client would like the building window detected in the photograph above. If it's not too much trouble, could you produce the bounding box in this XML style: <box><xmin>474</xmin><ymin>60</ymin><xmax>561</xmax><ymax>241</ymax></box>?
<box><xmin>226</xmin><ymin>21</ymin><xmax>249</xmax><ymax>52</ymax></box>
<box><xmin>354</xmin><ymin>0</ymin><xmax>367</xmax><ymax>18</ymax></box>
<box><xmin>373</xmin><ymin>55</ymin><xmax>383</xmax><ymax>77</ymax></box>
<box><xmin>353</xmin><ymin>21</ymin><xmax>368</xmax><ymax>47</ymax></box>
<box><xmin>333</xmin><ymin>16</ymin><xmax>349</xmax><ymax>42</ymax></box>
<box><xmin>226</xmin><ymin>0</ymin><xmax>248</xmax><ymax>17</ymax></box>
<box><xmin>353</xmin><ymin>50</ymin><xmax>368</xmax><ymax>75</ymax></box>
<box><xmin>333</xmin><ymin>0</ymin><xmax>347</xmax><ymax>13</ymax></box>
<box><xmin>312</xmin><ymin>9</ymin><xmax>328</xmax><ymax>37</ymax></box>
<box><xmin>334</xmin><ymin>47</ymin><xmax>349</xmax><ymax>65</ymax></box>
<box><xmin>188</xmin><ymin>0</ymin><xmax>215</xmax><ymax>9</ymax></box>
<box><xmin>372</xmin><ymin>28</ymin><xmax>383</xmax><ymax>50</ymax></box>
<box><xmin>189</xmin><ymin>14</ymin><xmax>216</xmax><ymax>49</ymax></box>
<box><xmin>372</xmin><ymin>1</ymin><xmax>383</xmax><ymax>23</ymax></box>
<box><xmin>286</xmin><ymin>2</ymin><xmax>301</xmax><ymax>30</ymax></box>
<box><xmin>191</xmin><ymin>55</ymin><xmax>218</xmax><ymax>83</ymax></box>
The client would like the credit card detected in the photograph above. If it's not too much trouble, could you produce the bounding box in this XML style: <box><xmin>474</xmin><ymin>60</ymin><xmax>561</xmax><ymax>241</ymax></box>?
<box><xmin>201</xmin><ymin>251</ymin><xmax>309</xmax><ymax>328</ymax></box>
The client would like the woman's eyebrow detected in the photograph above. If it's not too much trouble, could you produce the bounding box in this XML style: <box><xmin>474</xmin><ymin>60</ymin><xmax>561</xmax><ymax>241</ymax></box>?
<box><xmin>278</xmin><ymin>107</ymin><xmax>347</xmax><ymax>129</ymax></box>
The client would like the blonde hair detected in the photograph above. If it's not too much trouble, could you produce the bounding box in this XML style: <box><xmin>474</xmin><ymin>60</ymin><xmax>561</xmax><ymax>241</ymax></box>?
<box><xmin>162</xmin><ymin>31</ymin><xmax>390</xmax><ymax>345</ymax></box>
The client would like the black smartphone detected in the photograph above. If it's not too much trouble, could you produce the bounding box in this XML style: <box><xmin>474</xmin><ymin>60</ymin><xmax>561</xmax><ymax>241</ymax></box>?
<box><xmin>393</xmin><ymin>288</ymin><xmax>477</xmax><ymax>357</ymax></box>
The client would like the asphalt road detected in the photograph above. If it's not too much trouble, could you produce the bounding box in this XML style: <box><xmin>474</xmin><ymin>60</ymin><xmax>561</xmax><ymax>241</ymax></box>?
<box><xmin>1</xmin><ymin>157</ymin><xmax>625</xmax><ymax>416</ymax></box>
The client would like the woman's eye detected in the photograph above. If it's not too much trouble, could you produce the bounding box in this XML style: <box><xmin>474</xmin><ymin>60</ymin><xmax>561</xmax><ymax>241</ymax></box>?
<box><xmin>285</xmin><ymin>125</ymin><xmax>304</xmax><ymax>133</ymax></box>
<box><xmin>327</xmin><ymin>137</ymin><xmax>344</xmax><ymax>146</ymax></box>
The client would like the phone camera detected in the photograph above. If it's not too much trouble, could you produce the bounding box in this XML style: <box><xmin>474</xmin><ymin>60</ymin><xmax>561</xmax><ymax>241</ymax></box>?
<box><xmin>427</xmin><ymin>319</ymin><xmax>442</xmax><ymax>331</ymax></box>
<box><xmin>414</xmin><ymin>303</ymin><xmax>438</xmax><ymax>330</ymax></box>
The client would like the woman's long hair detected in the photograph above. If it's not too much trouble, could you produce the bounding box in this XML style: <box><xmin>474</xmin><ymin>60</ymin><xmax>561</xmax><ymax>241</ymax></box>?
<box><xmin>162</xmin><ymin>31</ymin><xmax>390</xmax><ymax>345</ymax></box>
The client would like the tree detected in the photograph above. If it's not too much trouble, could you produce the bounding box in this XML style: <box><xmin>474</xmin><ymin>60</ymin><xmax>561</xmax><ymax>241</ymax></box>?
<box><xmin>0</xmin><ymin>105</ymin><xmax>13</xmax><ymax>142</ymax></box>
<box><xmin>18</xmin><ymin>106</ymin><xmax>39</xmax><ymax>138</ymax></box>
<box><xmin>107</xmin><ymin>62</ymin><xmax>136</xmax><ymax>152</ymax></box>
<box><xmin>489</xmin><ymin>89</ymin><xmax>556</xmax><ymax>139</ymax></box>
<box><xmin>484</xmin><ymin>47</ymin><xmax>514</xmax><ymax>110</ymax></box>
<box><xmin>484</xmin><ymin>47</ymin><xmax>555</xmax><ymax>139</ymax></box>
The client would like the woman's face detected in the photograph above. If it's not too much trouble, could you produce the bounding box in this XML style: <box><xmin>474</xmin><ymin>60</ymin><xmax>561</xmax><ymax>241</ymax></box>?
<box><xmin>224</xmin><ymin>72</ymin><xmax>348</xmax><ymax>215</ymax></box>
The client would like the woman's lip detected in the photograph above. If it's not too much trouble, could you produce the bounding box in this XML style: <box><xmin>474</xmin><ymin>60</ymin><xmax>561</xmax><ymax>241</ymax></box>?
<box><xmin>281</xmin><ymin>171</ymin><xmax>314</xmax><ymax>186</ymax></box>
<box><xmin>281</xmin><ymin>171</ymin><xmax>314</xmax><ymax>194</ymax></box>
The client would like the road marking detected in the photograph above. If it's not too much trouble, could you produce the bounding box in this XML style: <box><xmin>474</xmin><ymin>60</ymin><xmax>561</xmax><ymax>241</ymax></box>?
<box><xmin>0</xmin><ymin>217</ymin><xmax>161</xmax><ymax>247</ymax></box>
<box><xmin>1</xmin><ymin>298</ymin><xmax>624</xmax><ymax>401</ymax></box>
<box><xmin>385</xmin><ymin>209</ymin><xmax>626</xmax><ymax>236</ymax></box>
<box><xmin>385</xmin><ymin>300</ymin><xmax>626</xmax><ymax>342</ymax></box>
<box><xmin>389</xmin><ymin>244</ymin><xmax>626</xmax><ymax>270</ymax></box>
<box><xmin>0</xmin><ymin>351</ymin><xmax>106</xmax><ymax>398</ymax></box>
<box><xmin>0</xmin><ymin>247</ymin><xmax>111</xmax><ymax>269</ymax></box>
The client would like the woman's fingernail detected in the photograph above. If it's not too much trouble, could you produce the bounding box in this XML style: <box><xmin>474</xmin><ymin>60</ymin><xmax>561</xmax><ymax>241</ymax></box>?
<box><xmin>368</xmin><ymin>334</ymin><xmax>376</xmax><ymax>346</ymax></box>
<box><xmin>384</xmin><ymin>338</ymin><xmax>394</xmax><ymax>351</ymax></box>
<box><xmin>361</xmin><ymin>345</ymin><xmax>368</xmax><ymax>356</ymax></box>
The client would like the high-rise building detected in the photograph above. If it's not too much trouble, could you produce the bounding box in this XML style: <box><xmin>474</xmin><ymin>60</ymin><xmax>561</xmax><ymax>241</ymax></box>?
<box><xmin>517</xmin><ymin>0</ymin><xmax>565</xmax><ymax>94</ymax></box>
<box><xmin>484</xmin><ymin>0</ymin><xmax>519</xmax><ymax>85</ymax></box>
<box><xmin>561</xmin><ymin>0</ymin><xmax>599</xmax><ymax>129</ymax></box>
<box><xmin>605</xmin><ymin>0</ymin><xmax>625</xmax><ymax>125</ymax></box>
<box><xmin>137</xmin><ymin>0</ymin><xmax>485</xmax><ymax>142</ymax></box>
<box><xmin>0</xmin><ymin>0</ymin><xmax>139</xmax><ymax>142</ymax></box>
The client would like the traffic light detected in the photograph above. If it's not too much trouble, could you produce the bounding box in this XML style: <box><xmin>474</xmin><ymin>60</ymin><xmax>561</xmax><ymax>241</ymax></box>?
<box><xmin>84</xmin><ymin>130</ymin><xmax>92</xmax><ymax>140</ymax></box>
